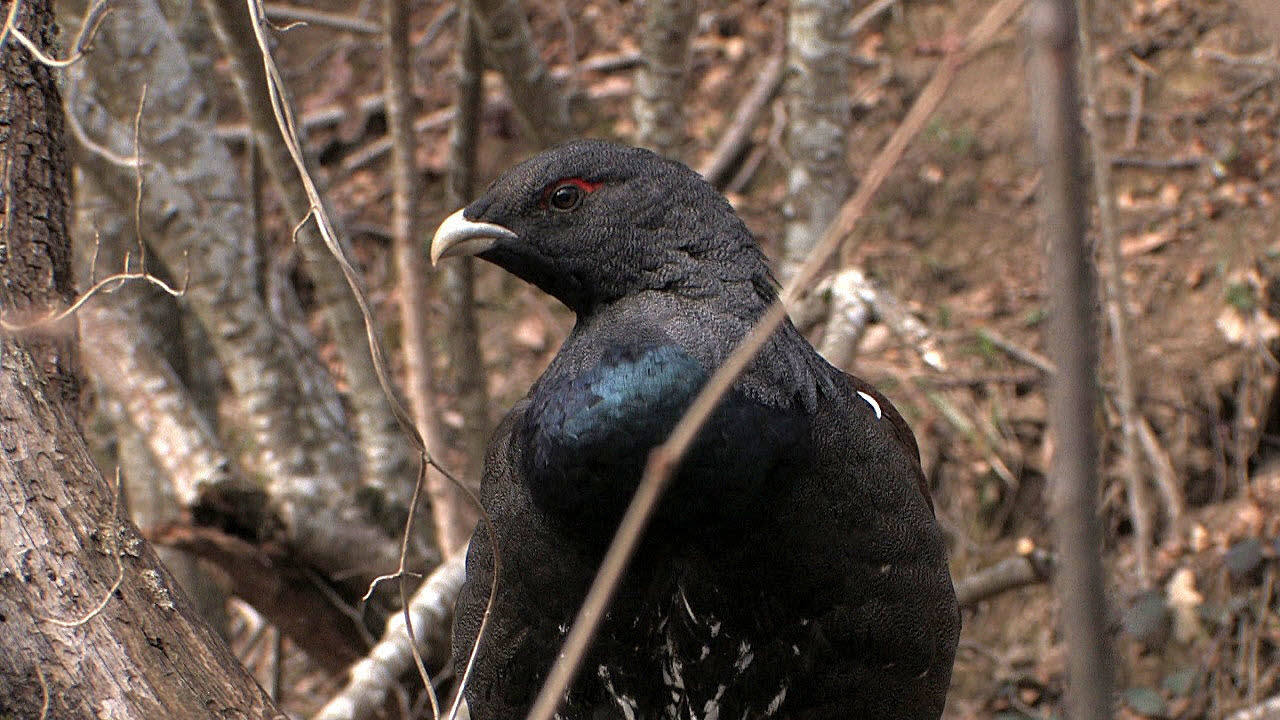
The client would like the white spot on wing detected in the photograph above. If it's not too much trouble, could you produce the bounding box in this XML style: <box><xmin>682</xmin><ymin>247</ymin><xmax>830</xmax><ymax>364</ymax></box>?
<box><xmin>680</xmin><ymin>586</ymin><xmax>697</xmax><ymax>623</ymax></box>
<box><xmin>766</xmin><ymin>685</ymin><xmax>788</xmax><ymax>716</ymax></box>
<box><xmin>733</xmin><ymin>641</ymin><xmax>754</xmax><ymax>673</ymax></box>
<box><xmin>702</xmin><ymin>684</ymin><xmax>727</xmax><ymax>720</ymax></box>
<box><xmin>597</xmin><ymin>665</ymin><xmax>638</xmax><ymax>720</ymax></box>
<box><xmin>857</xmin><ymin>391</ymin><xmax>883</xmax><ymax>419</ymax></box>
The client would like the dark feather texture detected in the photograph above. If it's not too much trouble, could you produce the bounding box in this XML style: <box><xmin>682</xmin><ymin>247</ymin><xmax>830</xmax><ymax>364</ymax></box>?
<box><xmin>433</xmin><ymin>140</ymin><xmax>959</xmax><ymax>720</ymax></box>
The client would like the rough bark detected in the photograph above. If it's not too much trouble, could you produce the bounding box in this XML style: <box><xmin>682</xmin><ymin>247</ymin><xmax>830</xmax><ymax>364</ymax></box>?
<box><xmin>197</xmin><ymin>0</ymin><xmax>421</xmax><ymax>527</ymax></box>
<box><xmin>782</xmin><ymin>0</ymin><xmax>854</xmax><ymax>282</ymax></box>
<box><xmin>632</xmin><ymin>0</ymin><xmax>697</xmax><ymax>158</ymax></box>
<box><xmin>0</xmin><ymin>2</ymin><xmax>282</xmax><ymax>714</ymax></box>
<box><xmin>64</xmin><ymin>0</ymin><xmax>405</xmax><ymax>581</ymax></box>
<box><xmin>472</xmin><ymin>0</ymin><xmax>574</xmax><ymax>145</ymax></box>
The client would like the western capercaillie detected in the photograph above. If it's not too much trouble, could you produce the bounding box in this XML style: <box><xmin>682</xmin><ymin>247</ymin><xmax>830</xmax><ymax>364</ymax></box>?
<box><xmin>431</xmin><ymin>139</ymin><xmax>959</xmax><ymax>720</ymax></box>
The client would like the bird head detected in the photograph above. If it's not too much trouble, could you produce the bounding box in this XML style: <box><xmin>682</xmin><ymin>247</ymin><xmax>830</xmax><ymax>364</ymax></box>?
<box><xmin>430</xmin><ymin>139</ymin><xmax>775</xmax><ymax>316</ymax></box>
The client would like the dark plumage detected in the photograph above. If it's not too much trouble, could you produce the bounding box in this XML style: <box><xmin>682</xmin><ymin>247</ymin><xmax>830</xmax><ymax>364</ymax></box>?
<box><xmin>431</xmin><ymin>140</ymin><xmax>959</xmax><ymax>720</ymax></box>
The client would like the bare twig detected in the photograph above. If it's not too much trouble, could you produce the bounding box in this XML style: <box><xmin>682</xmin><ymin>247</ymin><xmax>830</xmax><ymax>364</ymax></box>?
<box><xmin>0</xmin><ymin>0</ymin><xmax>111</xmax><ymax>67</ymax></box>
<box><xmin>1027</xmin><ymin>2</ymin><xmax>1113</xmax><ymax>719</ymax></box>
<box><xmin>34</xmin><ymin>664</ymin><xmax>49</xmax><ymax>720</ymax></box>
<box><xmin>442</xmin><ymin>0</ymin><xmax>493</xmax><ymax>490</ymax></box>
<box><xmin>955</xmin><ymin>547</ymin><xmax>1055</xmax><ymax>607</ymax></box>
<box><xmin>1136</xmin><ymin>414</ymin><xmax>1185</xmax><ymax>530</ymax></box>
<box><xmin>524</xmin><ymin>2</ymin><xmax>1027</xmax><ymax>717</ymax></box>
<box><xmin>0</xmin><ymin>263</ymin><xmax>186</xmax><ymax>333</ymax></box>
<box><xmin>264</xmin><ymin>3</ymin><xmax>379</xmax><ymax>34</ymax></box>
<box><xmin>1110</xmin><ymin>155</ymin><xmax>1206</xmax><ymax>169</ymax></box>
<box><xmin>850</xmin><ymin>0</ymin><xmax>899</xmax><ymax>36</ymax></box>
<box><xmin>383</xmin><ymin>0</ymin><xmax>455</xmax><ymax>559</ymax></box>
<box><xmin>1079</xmin><ymin>0</ymin><xmax>1151</xmax><ymax>586</ymax></box>
<box><xmin>698</xmin><ymin>51</ymin><xmax>786</xmax><ymax>189</ymax></box>
<box><xmin>978</xmin><ymin>327</ymin><xmax>1057</xmax><ymax>375</ymax></box>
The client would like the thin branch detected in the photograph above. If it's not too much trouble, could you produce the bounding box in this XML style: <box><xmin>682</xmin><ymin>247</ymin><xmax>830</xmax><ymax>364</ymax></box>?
<box><xmin>1135</xmin><ymin>414</ymin><xmax>1185</xmax><ymax>531</ymax></box>
<box><xmin>523</xmin><ymin>2</ymin><xmax>1027</xmax><ymax>717</ymax></box>
<box><xmin>0</xmin><ymin>0</ymin><xmax>111</xmax><ymax>67</ymax></box>
<box><xmin>442</xmin><ymin>0</ymin><xmax>492</xmax><ymax>492</ymax></box>
<box><xmin>698</xmin><ymin>51</ymin><xmax>786</xmax><ymax>189</ymax></box>
<box><xmin>1027</xmin><ymin>2</ymin><xmax>1114</xmax><ymax>719</ymax></box>
<box><xmin>1081</xmin><ymin>0</ymin><xmax>1151</xmax><ymax>583</ymax></box>
<box><xmin>978</xmin><ymin>327</ymin><xmax>1058</xmax><ymax>375</ymax></box>
<box><xmin>383</xmin><ymin>0</ymin><xmax>456</xmax><ymax>557</ymax></box>
<box><xmin>34</xmin><ymin>664</ymin><xmax>49</xmax><ymax>720</ymax></box>
<box><xmin>0</xmin><ymin>262</ymin><xmax>186</xmax><ymax>333</ymax></box>
<box><xmin>850</xmin><ymin>0</ymin><xmax>898</xmax><ymax>35</ymax></box>
<box><xmin>955</xmin><ymin>547</ymin><xmax>1055</xmax><ymax>607</ymax></box>
<box><xmin>264</xmin><ymin>3</ymin><xmax>380</xmax><ymax>34</ymax></box>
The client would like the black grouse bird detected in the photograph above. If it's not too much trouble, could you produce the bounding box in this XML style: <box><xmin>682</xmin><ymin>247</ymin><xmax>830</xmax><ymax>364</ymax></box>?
<box><xmin>430</xmin><ymin>140</ymin><xmax>959</xmax><ymax>720</ymax></box>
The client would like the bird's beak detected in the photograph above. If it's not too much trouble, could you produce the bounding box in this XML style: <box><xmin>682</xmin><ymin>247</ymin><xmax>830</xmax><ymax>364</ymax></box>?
<box><xmin>429</xmin><ymin>208</ymin><xmax>518</xmax><ymax>266</ymax></box>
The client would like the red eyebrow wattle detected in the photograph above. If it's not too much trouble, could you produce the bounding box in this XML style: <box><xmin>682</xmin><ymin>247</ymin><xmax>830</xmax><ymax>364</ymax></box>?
<box><xmin>557</xmin><ymin>178</ymin><xmax>602</xmax><ymax>193</ymax></box>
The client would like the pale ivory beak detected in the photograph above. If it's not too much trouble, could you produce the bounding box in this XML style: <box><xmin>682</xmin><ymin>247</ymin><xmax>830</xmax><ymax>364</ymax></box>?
<box><xmin>429</xmin><ymin>208</ymin><xmax>518</xmax><ymax>266</ymax></box>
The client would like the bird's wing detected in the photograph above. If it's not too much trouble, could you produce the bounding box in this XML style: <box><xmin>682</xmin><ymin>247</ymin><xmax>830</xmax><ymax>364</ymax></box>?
<box><xmin>839</xmin><ymin>370</ymin><xmax>934</xmax><ymax>514</ymax></box>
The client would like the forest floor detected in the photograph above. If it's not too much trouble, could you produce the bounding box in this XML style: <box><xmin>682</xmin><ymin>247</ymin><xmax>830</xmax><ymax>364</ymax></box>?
<box><xmin>211</xmin><ymin>0</ymin><xmax>1280</xmax><ymax>717</ymax></box>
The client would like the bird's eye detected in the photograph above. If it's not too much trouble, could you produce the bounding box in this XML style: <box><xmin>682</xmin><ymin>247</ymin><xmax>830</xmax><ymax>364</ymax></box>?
<box><xmin>548</xmin><ymin>183</ymin><xmax>584</xmax><ymax>212</ymax></box>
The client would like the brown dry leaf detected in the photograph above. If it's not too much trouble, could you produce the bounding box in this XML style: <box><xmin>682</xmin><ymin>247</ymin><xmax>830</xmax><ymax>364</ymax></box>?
<box><xmin>1216</xmin><ymin>306</ymin><xmax>1280</xmax><ymax>345</ymax></box>
<box><xmin>1121</xmin><ymin>229</ymin><xmax>1175</xmax><ymax>257</ymax></box>
<box><xmin>1165</xmin><ymin>568</ymin><xmax>1203</xmax><ymax>644</ymax></box>
<box><xmin>857</xmin><ymin>32</ymin><xmax>884</xmax><ymax>61</ymax></box>
<box><xmin>723</xmin><ymin>36</ymin><xmax>747</xmax><ymax>63</ymax></box>
<box><xmin>1214</xmin><ymin>182</ymin><xmax>1252</xmax><ymax>208</ymax></box>
<box><xmin>1117</xmin><ymin>187</ymin><xmax>1139</xmax><ymax>210</ymax></box>
<box><xmin>1190</xmin><ymin>523</ymin><xmax>1210</xmax><ymax>553</ymax></box>
<box><xmin>514</xmin><ymin>315</ymin><xmax>548</xmax><ymax>352</ymax></box>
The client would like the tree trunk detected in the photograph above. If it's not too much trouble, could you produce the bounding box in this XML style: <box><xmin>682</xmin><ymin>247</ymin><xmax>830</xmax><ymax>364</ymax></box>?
<box><xmin>782</xmin><ymin>0</ymin><xmax>854</xmax><ymax>282</ymax></box>
<box><xmin>633</xmin><ymin>0</ymin><xmax>697</xmax><ymax>159</ymax></box>
<box><xmin>0</xmin><ymin>0</ymin><xmax>283</xmax><ymax>715</ymax></box>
